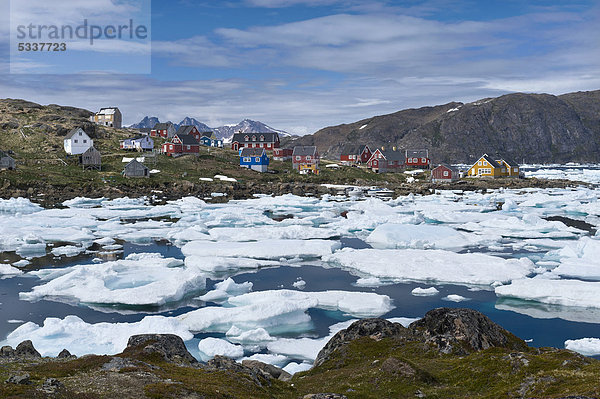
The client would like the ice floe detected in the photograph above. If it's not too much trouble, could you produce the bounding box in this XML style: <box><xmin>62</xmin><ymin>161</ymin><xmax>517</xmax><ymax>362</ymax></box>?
<box><xmin>411</xmin><ymin>287</ymin><xmax>439</xmax><ymax>296</ymax></box>
<box><xmin>495</xmin><ymin>277</ymin><xmax>600</xmax><ymax>308</ymax></box>
<box><xmin>324</xmin><ymin>248</ymin><xmax>535</xmax><ymax>286</ymax></box>
<box><xmin>564</xmin><ymin>338</ymin><xmax>600</xmax><ymax>356</ymax></box>
<box><xmin>197</xmin><ymin>337</ymin><xmax>244</xmax><ymax>361</ymax></box>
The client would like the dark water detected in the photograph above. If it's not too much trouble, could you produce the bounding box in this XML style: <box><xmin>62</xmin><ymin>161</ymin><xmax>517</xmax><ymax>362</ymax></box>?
<box><xmin>2</xmin><ymin>237</ymin><xmax>600</xmax><ymax>358</ymax></box>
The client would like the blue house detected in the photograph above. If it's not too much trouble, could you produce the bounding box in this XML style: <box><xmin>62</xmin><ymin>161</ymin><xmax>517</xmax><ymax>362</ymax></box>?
<box><xmin>239</xmin><ymin>148</ymin><xmax>269</xmax><ymax>172</ymax></box>
<box><xmin>199</xmin><ymin>132</ymin><xmax>223</xmax><ymax>148</ymax></box>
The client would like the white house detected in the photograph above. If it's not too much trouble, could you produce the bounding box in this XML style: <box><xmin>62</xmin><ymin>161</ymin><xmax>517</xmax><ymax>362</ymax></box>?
<box><xmin>64</xmin><ymin>128</ymin><xmax>93</xmax><ymax>155</ymax></box>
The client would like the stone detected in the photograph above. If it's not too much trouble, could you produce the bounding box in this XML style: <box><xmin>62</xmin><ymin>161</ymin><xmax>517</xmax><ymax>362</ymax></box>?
<box><xmin>57</xmin><ymin>349</ymin><xmax>73</xmax><ymax>359</ymax></box>
<box><xmin>409</xmin><ymin>308</ymin><xmax>528</xmax><ymax>355</ymax></box>
<box><xmin>41</xmin><ymin>378</ymin><xmax>63</xmax><ymax>394</ymax></box>
<box><xmin>125</xmin><ymin>334</ymin><xmax>197</xmax><ymax>365</ymax></box>
<box><xmin>241</xmin><ymin>360</ymin><xmax>292</xmax><ymax>381</ymax></box>
<box><xmin>5</xmin><ymin>373</ymin><xmax>30</xmax><ymax>385</ymax></box>
<box><xmin>15</xmin><ymin>340</ymin><xmax>41</xmax><ymax>359</ymax></box>
<box><xmin>303</xmin><ymin>394</ymin><xmax>348</xmax><ymax>399</ymax></box>
<box><xmin>0</xmin><ymin>345</ymin><xmax>15</xmax><ymax>357</ymax></box>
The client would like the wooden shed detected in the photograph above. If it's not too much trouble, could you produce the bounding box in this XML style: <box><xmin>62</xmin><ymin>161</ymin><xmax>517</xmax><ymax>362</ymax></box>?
<box><xmin>79</xmin><ymin>146</ymin><xmax>101</xmax><ymax>170</ymax></box>
<box><xmin>0</xmin><ymin>151</ymin><xmax>15</xmax><ymax>170</ymax></box>
<box><xmin>123</xmin><ymin>159</ymin><xmax>149</xmax><ymax>178</ymax></box>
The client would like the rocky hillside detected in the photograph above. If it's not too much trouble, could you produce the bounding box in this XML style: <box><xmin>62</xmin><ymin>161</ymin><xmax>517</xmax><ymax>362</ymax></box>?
<box><xmin>287</xmin><ymin>90</ymin><xmax>600</xmax><ymax>164</ymax></box>
<box><xmin>1</xmin><ymin>308</ymin><xmax>598</xmax><ymax>398</ymax></box>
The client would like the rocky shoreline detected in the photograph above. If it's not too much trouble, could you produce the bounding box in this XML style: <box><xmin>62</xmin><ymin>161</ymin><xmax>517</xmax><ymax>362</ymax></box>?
<box><xmin>0</xmin><ymin>177</ymin><xmax>583</xmax><ymax>207</ymax></box>
<box><xmin>1</xmin><ymin>308</ymin><xmax>598</xmax><ymax>398</ymax></box>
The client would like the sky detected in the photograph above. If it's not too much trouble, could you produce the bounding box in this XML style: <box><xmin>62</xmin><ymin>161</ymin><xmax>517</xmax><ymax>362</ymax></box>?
<box><xmin>0</xmin><ymin>0</ymin><xmax>599</xmax><ymax>134</ymax></box>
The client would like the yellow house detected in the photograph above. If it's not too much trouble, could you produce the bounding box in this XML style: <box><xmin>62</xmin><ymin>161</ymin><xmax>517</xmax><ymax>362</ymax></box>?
<box><xmin>495</xmin><ymin>159</ymin><xmax>520</xmax><ymax>177</ymax></box>
<box><xmin>299</xmin><ymin>163</ymin><xmax>320</xmax><ymax>175</ymax></box>
<box><xmin>467</xmin><ymin>154</ymin><xmax>503</xmax><ymax>178</ymax></box>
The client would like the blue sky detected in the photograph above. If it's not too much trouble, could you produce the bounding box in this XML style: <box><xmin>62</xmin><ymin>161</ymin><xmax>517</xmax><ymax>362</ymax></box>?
<box><xmin>1</xmin><ymin>0</ymin><xmax>599</xmax><ymax>134</ymax></box>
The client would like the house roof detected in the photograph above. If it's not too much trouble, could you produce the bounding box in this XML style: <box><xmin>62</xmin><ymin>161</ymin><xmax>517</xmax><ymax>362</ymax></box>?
<box><xmin>292</xmin><ymin>146</ymin><xmax>318</xmax><ymax>157</ymax></box>
<box><xmin>433</xmin><ymin>164</ymin><xmax>459</xmax><ymax>173</ymax></box>
<box><xmin>153</xmin><ymin>122</ymin><xmax>173</xmax><ymax>130</ymax></box>
<box><xmin>479</xmin><ymin>154</ymin><xmax>502</xmax><ymax>168</ymax></box>
<box><xmin>98</xmin><ymin>107</ymin><xmax>119</xmax><ymax>115</ymax></box>
<box><xmin>339</xmin><ymin>144</ymin><xmax>370</xmax><ymax>155</ymax></box>
<box><xmin>175</xmin><ymin>134</ymin><xmax>199</xmax><ymax>145</ymax></box>
<box><xmin>405</xmin><ymin>149</ymin><xmax>428</xmax><ymax>158</ymax></box>
<box><xmin>497</xmin><ymin>158</ymin><xmax>519</xmax><ymax>167</ymax></box>
<box><xmin>380</xmin><ymin>150</ymin><xmax>404</xmax><ymax>161</ymax></box>
<box><xmin>64</xmin><ymin>128</ymin><xmax>87</xmax><ymax>140</ymax></box>
<box><xmin>82</xmin><ymin>146</ymin><xmax>100</xmax><ymax>155</ymax></box>
<box><xmin>176</xmin><ymin>125</ymin><xmax>198</xmax><ymax>136</ymax></box>
<box><xmin>124</xmin><ymin>159</ymin><xmax>147</xmax><ymax>170</ymax></box>
<box><xmin>0</xmin><ymin>150</ymin><xmax>11</xmax><ymax>158</ymax></box>
<box><xmin>231</xmin><ymin>132</ymin><xmax>279</xmax><ymax>143</ymax></box>
<box><xmin>240</xmin><ymin>148</ymin><xmax>266</xmax><ymax>157</ymax></box>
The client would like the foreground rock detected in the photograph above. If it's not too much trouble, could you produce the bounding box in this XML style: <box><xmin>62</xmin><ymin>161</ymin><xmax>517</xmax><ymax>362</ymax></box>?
<box><xmin>1</xmin><ymin>309</ymin><xmax>599</xmax><ymax>398</ymax></box>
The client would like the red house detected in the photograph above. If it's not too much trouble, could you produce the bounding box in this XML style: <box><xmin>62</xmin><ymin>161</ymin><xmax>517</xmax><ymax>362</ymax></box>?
<box><xmin>150</xmin><ymin>122</ymin><xmax>175</xmax><ymax>138</ymax></box>
<box><xmin>231</xmin><ymin>133</ymin><xmax>280</xmax><ymax>151</ymax></box>
<box><xmin>431</xmin><ymin>164</ymin><xmax>460</xmax><ymax>183</ymax></box>
<box><xmin>273</xmin><ymin>148</ymin><xmax>293</xmax><ymax>161</ymax></box>
<box><xmin>405</xmin><ymin>149</ymin><xmax>430</xmax><ymax>169</ymax></box>
<box><xmin>340</xmin><ymin>145</ymin><xmax>372</xmax><ymax>165</ymax></box>
<box><xmin>175</xmin><ymin>125</ymin><xmax>204</xmax><ymax>142</ymax></box>
<box><xmin>162</xmin><ymin>134</ymin><xmax>200</xmax><ymax>156</ymax></box>
<box><xmin>366</xmin><ymin>149</ymin><xmax>404</xmax><ymax>173</ymax></box>
<box><xmin>292</xmin><ymin>146</ymin><xmax>320</xmax><ymax>173</ymax></box>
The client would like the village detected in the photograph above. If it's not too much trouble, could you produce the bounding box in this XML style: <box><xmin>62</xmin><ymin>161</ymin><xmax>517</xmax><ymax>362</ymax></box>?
<box><xmin>1</xmin><ymin>106</ymin><xmax>523</xmax><ymax>186</ymax></box>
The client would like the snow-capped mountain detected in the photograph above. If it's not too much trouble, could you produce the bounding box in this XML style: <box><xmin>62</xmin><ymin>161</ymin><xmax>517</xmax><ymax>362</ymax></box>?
<box><xmin>213</xmin><ymin>119</ymin><xmax>291</xmax><ymax>140</ymax></box>
<box><xmin>129</xmin><ymin>116</ymin><xmax>160</xmax><ymax>129</ymax></box>
<box><xmin>177</xmin><ymin>117</ymin><xmax>212</xmax><ymax>132</ymax></box>
<box><xmin>129</xmin><ymin>116</ymin><xmax>290</xmax><ymax>140</ymax></box>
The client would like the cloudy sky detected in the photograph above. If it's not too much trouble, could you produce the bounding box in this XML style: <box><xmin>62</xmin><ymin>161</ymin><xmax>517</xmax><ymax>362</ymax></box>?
<box><xmin>1</xmin><ymin>0</ymin><xmax>599</xmax><ymax>134</ymax></box>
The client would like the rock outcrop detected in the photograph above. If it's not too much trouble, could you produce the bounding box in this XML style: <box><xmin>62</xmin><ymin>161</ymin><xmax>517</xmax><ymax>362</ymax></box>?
<box><xmin>124</xmin><ymin>334</ymin><xmax>197</xmax><ymax>366</ymax></box>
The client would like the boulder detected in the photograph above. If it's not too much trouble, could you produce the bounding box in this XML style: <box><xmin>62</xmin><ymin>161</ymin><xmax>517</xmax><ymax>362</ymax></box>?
<box><xmin>409</xmin><ymin>307</ymin><xmax>528</xmax><ymax>354</ymax></box>
<box><xmin>5</xmin><ymin>373</ymin><xmax>30</xmax><ymax>385</ymax></box>
<box><xmin>314</xmin><ymin>318</ymin><xmax>407</xmax><ymax>367</ymax></box>
<box><xmin>303</xmin><ymin>394</ymin><xmax>348</xmax><ymax>399</ymax></box>
<box><xmin>125</xmin><ymin>334</ymin><xmax>197</xmax><ymax>365</ymax></box>
<box><xmin>241</xmin><ymin>359</ymin><xmax>292</xmax><ymax>381</ymax></box>
<box><xmin>57</xmin><ymin>349</ymin><xmax>74</xmax><ymax>359</ymax></box>
<box><xmin>15</xmin><ymin>340</ymin><xmax>41</xmax><ymax>359</ymax></box>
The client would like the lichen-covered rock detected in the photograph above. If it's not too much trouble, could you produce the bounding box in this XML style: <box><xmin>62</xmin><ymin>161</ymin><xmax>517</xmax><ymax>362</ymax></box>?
<box><xmin>5</xmin><ymin>373</ymin><xmax>30</xmax><ymax>385</ymax></box>
<box><xmin>314</xmin><ymin>318</ymin><xmax>408</xmax><ymax>367</ymax></box>
<box><xmin>125</xmin><ymin>334</ymin><xmax>197</xmax><ymax>365</ymax></box>
<box><xmin>409</xmin><ymin>307</ymin><xmax>528</xmax><ymax>354</ymax></box>
<box><xmin>303</xmin><ymin>394</ymin><xmax>348</xmax><ymax>399</ymax></box>
<box><xmin>57</xmin><ymin>349</ymin><xmax>74</xmax><ymax>359</ymax></box>
<box><xmin>14</xmin><ymin>340</ymin><xmax>41</xmax><ymax>359</ymax></box>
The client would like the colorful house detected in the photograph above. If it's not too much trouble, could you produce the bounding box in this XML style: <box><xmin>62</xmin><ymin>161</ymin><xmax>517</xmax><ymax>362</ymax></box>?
<box><xmin>199</xmin><ymin>132</ymin><xmax>224</xmax><ymax>148</ymax></box>
<box><xmin>431</xmin><ymin>164</ymin><xmax>460</xmax><ymax>183</ymax></box>
<box><xmin>273</xmin><ymin>148</ymin><xmax>293</xmax><ymax>161</ymax></box>
<box><xmin>120</xmin><ymin>135</ymin><xmax>154</xmax><ymax>151</ymax></box>
<box><xmin>175</xmin><ymin>125</ymin><xmax>203</xmax><ymax>142</ymax></box>
<box><xmin>366</xmin><ymin>149</ymin><xmax>404</xmax><ymax>173</ymax></box>
<box><xmin>161</xmin><ymin>134</ymin><xmax>200</xmax><ymax>156</ymax></box>
<box><xmin>405</xmin><ymin>149</ymin><xmax>430</xmax><ymax>169</ymax></box>
<box><xmin>292</xmin><ymin>146</ymin><xmax>320</xmax><ymax>174</ymax></box>
<box><xmin>91</xmin><ymin>107</ymin><xmax>122</xmax><ymax>128</ymax></box>
<box><xmin>239</xmin><ymin>148</ymin><xmax>269</xmax><ymax>172</ymax></box>
<box><xmin>496</xmin><ymin>158</ymin><xmax>520</xmax><ymax>177</ymax></box>
<box><xmin>151</xmin><ymin>122</ymin><xmax>176</xmax><ymax>138</ymax></box>
<box><xmin>467</xmin><ymin>154</ymin><xmax>503</xmax><ymax>177</ymax></box>
<box><xmin>340</xmin><ymin>145</ymin><xmax>372</xmax><ymax>165</ymax></box>
<box><xmin>231</xmin><ymin>133</ymin><xmax>280</xmax><ymax>151</ymax></box>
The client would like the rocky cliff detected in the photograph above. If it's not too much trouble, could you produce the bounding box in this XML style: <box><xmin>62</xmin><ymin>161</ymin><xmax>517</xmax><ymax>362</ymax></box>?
<box><xmin>287</xmin><ymin>90</ymin><xmax>600</xmax><ymax>164</ymax></box>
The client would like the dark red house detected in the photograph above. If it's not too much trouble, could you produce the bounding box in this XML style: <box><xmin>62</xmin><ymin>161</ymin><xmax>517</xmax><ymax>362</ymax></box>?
<box><xmin>150</xmin><ymin>122</ymin><xmax>175</xmax><ymax>138</ymax></box>
<box><xmin>340</xmin><ymin>145</ymin><xmax>372</xmax><ymax>165</ymax></box>
<box><xmin>366</xmin><ymin>149</ymin><xmax>404</xmax><ymax>173</ymax></box>
<box><xmin>431</xmin><ymin>164</ymin><xmax>460</xmax><ymax>183</ymax></box>
<box><xmin>405</xmin><ymin>149</ymin><xmax>430</xmax><ymax>169</ymax></box>
<box><xmin>273</xmin><ymin>148</ymin><xmax>293</xmax><ymax>161</ymax></box>
<box><xmin>176</xmin><ymin>125</ymin><xmax>203</xmax><ymax>142</ymax></box>
<box><xmin>162</xmin><ymin>134</ymin><xmax>200</xmax><ymax>156</ymax></box>
<box><xmin>231</xmin><ymin>133</ymin><xmax>280</xmax><ymax>151</ymax></box>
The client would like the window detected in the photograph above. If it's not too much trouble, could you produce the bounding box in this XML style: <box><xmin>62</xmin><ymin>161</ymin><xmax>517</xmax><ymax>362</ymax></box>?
<box><xmin>501</xmin><ymin>168</ymin><xmax>506</xmax><ymax>173</ymax></box>
<box><xmin>74</xmin><ymin>139</ymin><xmax>78</xmax><ymax>143</ymax></box>
<box><xmin>478</xmin><ymin>161</ymin><xmax>482</xmax><ymax>166</ymax></box>
<box><xmin>255</xmin><ymin>157</ymin><xmax>260</xmax><ymax>162</ymax></box>
<box><xmin>483</xmin><ymin>161</ymin><xmax>488</xmax><ymax>166</ymax></box>
<box><xmin>296</xmin><ymin>156</ymin><xmax>301</xmax><ymax>160</ymax></box>
<box><xmin>83</xmin><ymin>140</ymin><xmax>87</xmax><ymax>143</ymax></box>
<box><xmin>513</xmin><ymin>167</ymin><xmax>518</xmax><ymax>172</ymax></box>
<box><xmin>443</xmin><ymin>171</ymin><xmax>449</xmax><ymax>177</ymax></box>
<box><xmin>421</xmin><ymin>157</ymin><xmax>426</xmax><ymax>163</ymax></box>
<box><xmin>260</xmin><ymin>135</ymin><xmax>264</xmax><ymax>141</ymax></box>
<box><xmin>243</xmin><ymin>157</ymin><xmax>251</xmax><ymax>162</ymax></box>
<box><xmin>79</xmin><ymin>132</ymin><xmax>82</xmax><ymax>136</ymax></box>
<box><xmin>187</xmin><ymin>145</ymin><xmax>191</xmax><ymax>150</ymax></box>
<box><xmin>169</xmin><ymin>145</ymin><xmax>173</xmax><ymax>150</ymax></box>
<box><xmin>252</xmin><ymin>136</ymin><xmax>256</xmax><ymax>141</ymax></box>
<box><xmin>306</xmin><ymin>156</ymin><xmax>311</xmax><ymax>160</ymax></box>
<box><xmin>259</xmin><ymin>143</ymin><xmax>263</xmax><ymax>148</ymax></box>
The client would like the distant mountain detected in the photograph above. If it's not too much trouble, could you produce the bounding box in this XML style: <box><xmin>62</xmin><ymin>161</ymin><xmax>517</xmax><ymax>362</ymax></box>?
<box><xmin>288</xmin><ymin>90</ymin><xmax>600</xmax><ymax>164</ymax></box>
<box><xmin>129</xmin><ymin>116</ymin><xmax>160</xmax><ymax>129</ymax></box>
<box><xmin>213</xmin><ymin>119</ymin><xmax>291</xmax><ymax>141</ymax></box>
<box><xmin>177</xmin><ymin>117</ymin><xmax>212</xmax><ymax>132</ymax></box>
<box><xmin>129</xmin><ymin>116</ymin><xmax>291</xmax><ymax>141</ymax></box>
